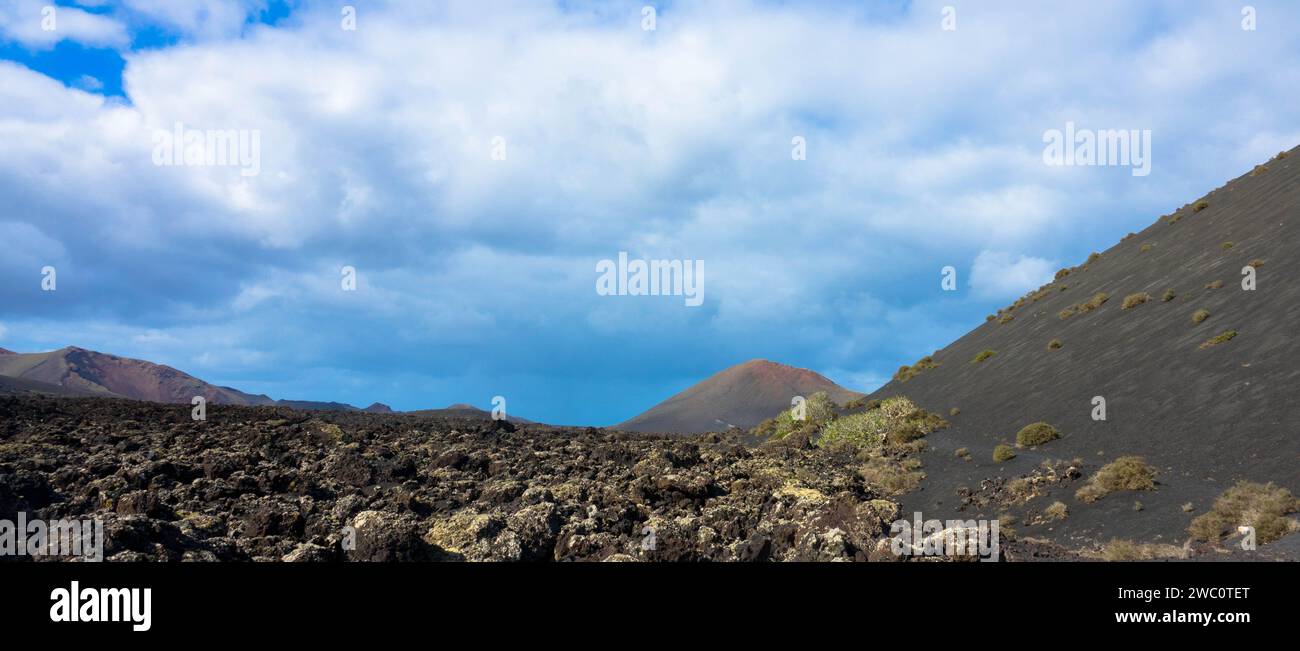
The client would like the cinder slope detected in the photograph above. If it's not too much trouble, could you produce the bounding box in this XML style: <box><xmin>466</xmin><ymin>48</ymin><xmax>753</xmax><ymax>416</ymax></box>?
<box><xmin>0</xmin><ymin>346</ymin><xmax>274</xmax><ymax>405</ymax></box>
<box><xmin>619</xmin><ymin>359</ymin><xmax>864</xmax><ymax>433</ymax></box>
<box><xmin>406</xmin><ymin>403</ymin><xmax>533</xmax><ymax>424</ymax></box>
<box><xmin>0</xmin><ymin>374</ymin><xmax>106</xmax><ymax>398</ymax></box>
<box><xmin>866</xmin><ymin>147</ymin><xmax>1300</xmax><ymax>548</ymax></box>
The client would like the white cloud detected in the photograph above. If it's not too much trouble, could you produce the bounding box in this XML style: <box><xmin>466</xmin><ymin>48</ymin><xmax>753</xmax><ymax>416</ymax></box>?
<box><xmin>3</xmin><ymin>0</ymin><xmax>1300</xmax><ymax>418</ymax></box>
<box><xmin>120</xmin><ymin>0</ymin><xmax>260</xmax><ymax>40</ymax></box>
<box><xmin>968</xmin><ymin>250</ymin><xmax>1057</xmax><ymax>301</ymax></box>
<box><xmin>0</xmin><ymin>0</ymin><xmax>128</xmax><ymax>49</ymax></box>
<box><xmin>74</xmin><ymin>74</ymin><xmax>103</xmax><ymax>91</ymax></box>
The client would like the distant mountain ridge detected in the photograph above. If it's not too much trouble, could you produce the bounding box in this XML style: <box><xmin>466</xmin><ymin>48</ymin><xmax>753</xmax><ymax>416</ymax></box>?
<box><xmin>0</xmin><ymin>347</ymin><xmax>376</xmax><ymax>412</ymax></box>
<box><xmin>616</xmin><ymin>359</ymin><xmax>864</xmax><ymax>433</ymax></box>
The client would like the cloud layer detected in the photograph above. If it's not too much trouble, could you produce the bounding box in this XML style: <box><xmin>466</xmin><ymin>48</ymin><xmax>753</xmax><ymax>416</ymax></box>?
<box><xmin>2</xmin><ymin>0</ymin><xmax>1299</xmax><ymax>424</ymax></box>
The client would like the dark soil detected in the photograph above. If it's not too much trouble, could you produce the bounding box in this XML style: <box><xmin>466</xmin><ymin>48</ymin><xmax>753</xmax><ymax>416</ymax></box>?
<box><xmin>867</xmin><ymin>146</ymin><xmax>1300</xmax><ymax>556</ymax></box>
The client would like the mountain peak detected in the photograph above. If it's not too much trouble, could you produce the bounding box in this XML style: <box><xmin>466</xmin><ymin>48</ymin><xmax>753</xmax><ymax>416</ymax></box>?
<box><xmin>617</xmin><ymin>359</ymin><xmax>862</xmax><ymax>433</ymax></box>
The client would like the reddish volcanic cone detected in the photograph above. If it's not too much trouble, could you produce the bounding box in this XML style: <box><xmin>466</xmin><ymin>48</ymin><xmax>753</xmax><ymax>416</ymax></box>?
<box><xmin>616</xmin><ymin>359</ymin><xmax>863</xmax><ymax>434</ymax></box>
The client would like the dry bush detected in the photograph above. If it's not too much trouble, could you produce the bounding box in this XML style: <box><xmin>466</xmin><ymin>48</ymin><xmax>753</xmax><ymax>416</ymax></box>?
<box><xmin>1188</xmin><ymin>481</ymin><xmax>1300</xmax><ymax>544</ymax></box>
<box><xmin>1075</xmin><ymin>456</ymin><xmax>1157</xmax><ymax>503</ymax></box>
<box><xmin>1199</xmin><ymin>330</ymin><xmax>1237</xmax><ymax>349</ymax></box>
<box><xmin>1121</xmin><ymin>292</ymin><xmax>1150</xmax><ymax>310</ymax></box>
<box><xmin>1044</xmin><ymin>501</ymin><xmax>1069</xmax><ymax>522</ymax></box>
<box><xmin>993</xmin><ymin>444</ymin><xmax>1016</xmax><ymax>463</ymax></box>
<box><xmin>1099</xmin><ymin>539</ymin><xmax>1184</xmax><ymax>561</ymax></box>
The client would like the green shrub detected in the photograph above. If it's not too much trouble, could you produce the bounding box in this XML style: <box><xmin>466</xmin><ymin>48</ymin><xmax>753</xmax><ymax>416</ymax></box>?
<box><xmin>817</xmin><ymin>396</ymin><xmax>944</xmax><ymax>450</ymax></box>
<box><xmin>997</xmin><ymin>313</ymin><xmax>1015</xmax><ymax>325</ymax></box>
<box><xmin>1161</xmin><ymin>288</ymin><xmax>1176</xmax><ymax>302</ymax></box>
<box><xmin>1139</xmin><ymin>243</ymin><xmax>1152</xmax><ymax>253</ymax></box>
<box><xmin>1188</xmin><ymin>481</ymin><xmax>1300</xmax><ymax>544</ymax></box>
<box><xmin>1054</xmin><ymin>268</ymin><xmax>1071</xmax><ymax>280</ymax></box>
<box><xmin>893</xmin><ymin>355</ymin><xmax>940</xmax><ymax>383</ymax></box>
<box><xmin>755</xmin><ymin>391</ymin><xmax>836</xmax><ymax>440</ymax></box>
<box><xmin>1075</xmin><ymin>456</ymin><xmax>1157</xmax><ymax>503</ymax></box>
<box><xmin>1047</xmin><ymin>338</ymin><xmax>1062</xmax><ymax>350</ymax></box>
<box><xmin>1193</xmin><ymin>200</ymin><xmax>1210</xmax><ymax>212</ymax></box>
<box><xmin>1015</xmin><ymin>422</ymin><xmax>1061</xmax><ymax>447</ymax></box>
<box><xmin>971</xmin><ymin>349</ymin><xmax>996</xmax><ymax>364</ymax></box>
<box><xmin>1221</xmin><ymin>241</ymin><xmax>1234</xmax><ymax>250</ymax></box>
<box><xmin>818</xmin><ymin>412</ymin><xmax>886</xmax><ymax>448</ymax></box>
<box><xmin>1121</xmin><ymin>292</ymin><xmax>1150</xmax><ymax>310</ymax></box>
<box><xmin>993</xmin><ymin>444</ymin><xmax>1016</xmax><ymax>462</ymax></box>
<box><xmin>1191</xmin><ymin>309</ymin><xmax>1210</xmax><ymax>324</ymax></box>
<box><xmin>1199</xmin><ymin>330</ymin><xmax>1237</xmax><ymax>349</ymax></box>
<box><xmin>954</xmin><ymin>447</ymin><xmax>970</xmax><ymax>461</ymax></box>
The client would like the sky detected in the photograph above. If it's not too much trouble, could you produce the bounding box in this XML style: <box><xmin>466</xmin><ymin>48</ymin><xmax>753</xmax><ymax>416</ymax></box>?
<box><xmin>1</xmin><ymin>0</ymin><xmax>1298</xmax><ymax>425</ymax></box>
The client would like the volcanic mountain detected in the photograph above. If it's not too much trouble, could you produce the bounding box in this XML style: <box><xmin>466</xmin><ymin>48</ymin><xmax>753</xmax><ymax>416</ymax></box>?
<box><xmin>862</xmin><ymin>146</ymin><xmax>1300</xmax><ymax>547</ymax></box>
<box><xmin>617</xmin><ymin>359</ymin><xmax>863</xmax><ymax>433</ymax></box>
<box><xmin>0</xmin><ymin>346</ymin><xmax>365</xmax><ymax>411</ymax></box>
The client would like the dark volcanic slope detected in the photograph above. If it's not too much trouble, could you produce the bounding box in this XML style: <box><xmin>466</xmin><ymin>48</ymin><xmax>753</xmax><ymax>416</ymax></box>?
<box><xmin>866</xmin><ymin>147</ymin><xmax>1300</xmax><ymax>547</ymax></box>
<box><xmin>619</xmin><ymin>359</ymin><xmax>864</xmax><ymax>434</ymax></box>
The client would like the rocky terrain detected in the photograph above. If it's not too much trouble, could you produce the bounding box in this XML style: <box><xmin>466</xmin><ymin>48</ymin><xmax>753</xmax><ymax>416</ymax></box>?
<box><xmin>3</xmin><ymin>392</ymin><xmax>1293</xmax><ymax>562</ymax></box>
<box><xmin>0</xmin><ymin>395</ymin><xmax>928</xmax><ymax>562</ymax></box>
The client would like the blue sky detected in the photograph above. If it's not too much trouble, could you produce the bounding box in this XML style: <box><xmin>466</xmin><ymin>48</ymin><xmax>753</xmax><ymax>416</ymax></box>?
<box><xmin>1</xmin><ymin>0</ymin><xmax>1298</xmax><ymax>425</ymax></box>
